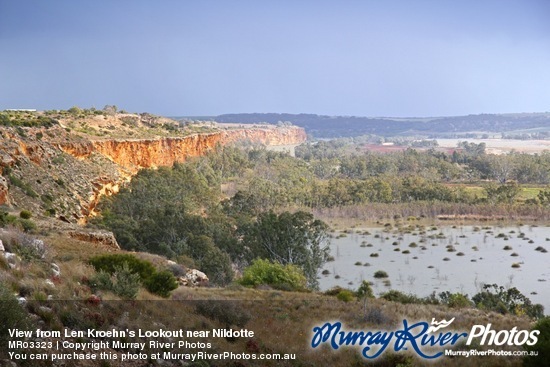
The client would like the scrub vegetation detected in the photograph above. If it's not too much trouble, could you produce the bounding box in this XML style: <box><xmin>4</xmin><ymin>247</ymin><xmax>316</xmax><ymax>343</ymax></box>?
<box><xmin>1</xmin><ymin>110</ymin><xmax>549</xmax><ymax>366</ymax></box>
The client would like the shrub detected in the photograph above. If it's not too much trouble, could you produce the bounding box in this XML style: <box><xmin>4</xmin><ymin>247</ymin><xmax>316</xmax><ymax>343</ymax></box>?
<box><xmin>90</xmin><ymin>264</ymin><xmax>141</xmax><ymax>299</ymax></box>
<box><xmin>8</xmin><ymin>175</ymin><xmax>38</xmax><ymax>198</ymax></box>
<box><xmin>89</xmin><ymin>271</ymin><xmax>114</xmax><ymax>291</ymax></box>
<box><xmin>144</xmin><ymin>270</ymin><xmax>178</xmax><ymax>298</ymax></box>
<box><xmin>523</xmin><ymin>317</ymin><xmax>550</xmax><ymax>367</ymax></box>
<box><xmin>381</xmin><ymin>290</ymin><xmax>423</xmax><ymax>304</ymax></box>
<box><xmin>439</xmin><ymin>292</ymin><xmax>472</xmax><ymax>308</ymax></box>
<box><xmin>239</xmin><ymin>259</ymin><xmax>307</xmax><ymax>291</ymax></box>
<box><xmin>336</xmin><ymin>289</ymin><xmax>355</xmax><ymax>302</ymax></box>
<box><xmin>324</xmin><ymin>286</ymin><xmax>346</xmax><ymax>296</ymax></box>
<box><xmin>356</xmin><ymin>281</ymin><xmax>375</xmax><ymax>299</ymax></box>
<box><xmin>89</xmin><ymin>254</ymin><xmax>156</xmax><ymax>280</ymax></box>
<box><xmin>89</xmin><ymin>254</ymin><xmax>177</xmax><ymax>298</ymax></box>
<box><xmin>0</xmin><ymin>282</ymin><xmax>31</xmax><ymax>345</ymax></box>
<box><xmin>1</xmin><ymin>231</ymin><xmax>47</xmax><ymax>261</ymax></box>
<box><xmin>0</xmin><ymin>256</ymin><xmax>8</xmax><ymax>270</ymax></box>
<box><xmin>18</xmin><ymin>219</ymin><xmax>36</xmax><ymax>232</ymax></box>
<box><xmin>0</xmin><ymin>211</ymin><xmax>17</xmax><ymax>227</ymax></box>
<box><xmin>111</xmin><ymin>264</ymin><xmax>141</xmax><ymax>299</ymax></box>
<box><xmin>363</xmin><ymin>306</ymin><xmax>392</xmax><ymax>325</ymax></box>
<box><xmin>19</xmin><ymin>210</ymin><xmax>32</xmax><ymax>219</ymax></box>
<box><xmin>374</xmin><ymin>270</ymin><xmax>389</xmax><ymax>279</ymax></box>
<box><xmin>472</xmin><ymin>284</ymin><xmax>544</xmax><ymax>319</ymax></box>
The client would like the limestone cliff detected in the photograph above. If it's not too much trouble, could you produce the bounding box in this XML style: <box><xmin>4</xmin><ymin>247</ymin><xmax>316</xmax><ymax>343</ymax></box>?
<box><xmin>0</xmin><ymin>125</ymin><xmax>306</xmax><ymax>222</ymax></box>
<box><xmin>77</xmin><ymin>126</ymin><xmax>306</xmax><ymax>172</ymax></box>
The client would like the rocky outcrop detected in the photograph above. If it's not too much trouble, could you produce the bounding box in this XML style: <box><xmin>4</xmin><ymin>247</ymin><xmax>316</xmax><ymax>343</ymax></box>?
<box><xmin>71</xmin><ymin>126</ymin><xmax>305</xmax><ymax>214</ymax></box>
<box><xmin>68</xmin><ymin>230</ymin><xmax>120</xmax><ymax>249</ymax></box>
<box><xmin>0</xmin><ymin>176</ymin><xmax>9</xmax><ymax>206</ymax></box>
<box><xmin>86</xmin><ymin>126</ymin><xmax>306</xmax><ymax>172</ymax></box>
<box><xmin>86</xmin><ymin>176</ymin><xmax>124</xmax><ymax>216</ymax></box>
<box><xmin>0</xmin><ymin>124</ymin><xmax>305</xmax><ymax>221</ymax></box>
<box><xmin>178</xmin><ymin>269</ymin><xmax>209</xmax><ymax>287</ymax></box>
<box><xmin>56</xmin><ymin>140</ymin><xmax>94</xmax><ymax>159</ymax></box>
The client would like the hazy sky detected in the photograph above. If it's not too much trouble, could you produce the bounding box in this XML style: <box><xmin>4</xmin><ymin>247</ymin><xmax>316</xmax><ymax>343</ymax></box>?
<box><xmin>1</xmin><ymin>0</ymin><xmax>549</xmax><ymax>117</ymax></box>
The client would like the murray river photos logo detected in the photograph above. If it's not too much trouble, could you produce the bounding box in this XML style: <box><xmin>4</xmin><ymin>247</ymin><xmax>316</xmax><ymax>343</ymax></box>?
<box><xmin>310</xmin><ymin>318</ymin><xmax>539</xmax><ymax>360</ymax></box>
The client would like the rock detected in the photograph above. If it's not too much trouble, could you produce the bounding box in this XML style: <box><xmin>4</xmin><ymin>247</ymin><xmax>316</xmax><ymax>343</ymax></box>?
<box><xmin>17</xmin><ymin>297</ymin><xmax>26</xmax><ymax>305</ymax></box>
<box><xmin>68</xmin><ymin>230</ymin><xmax>120</xmax><ymax>249</ymax></box>
<box><xmin>0</xmin><ymin>240</ymin><xmax>4</xmax><ymax>252</ymax></box>
<box><xmin>39</xmin><ymin>306</ymin><xmax>52</xmax><ymax>314</ymax></box>
<box><xmin>31</xmin><ymin>239</ymin><xmax>46</xmax><ymax>259</ymax></box>
<box><xmin>179</xmin><ymin>269</ymin><xmax>209</xmax><ymax>287</ymax></box>
<box><xmin>58</xmin><ymin>215</ymin><xmax>72</xmax><ymax>223</ymax></box>
<box><xmin>0</xmin><ymin>152</ymin><xmax>15</xmax><ymax>167</ymax></box>
<box><xmin>4</xmin><ymin>252</ymin><xmax>20</xmax><ymax>269</ymax></box>
<box><xmin>44</xmin><ymin>279</ymin><xmax>55</xmax><ymax>288</ymax></box>
<box><xmin>0</xmin><ymin>176</ymin><xmax>9</xmax><ymax>206</ymax></box>
<box><xmin>51</xmin><ymin>263</ymin><xmax>61</xmax><ymax>277</ymax></box>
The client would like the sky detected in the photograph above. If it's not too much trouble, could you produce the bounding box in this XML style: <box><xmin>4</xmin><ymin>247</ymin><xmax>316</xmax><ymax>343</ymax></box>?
<box><xmin>1</xmin><ymin>0</ymin><xmax>550</xmax><ymax>117</ymax></box>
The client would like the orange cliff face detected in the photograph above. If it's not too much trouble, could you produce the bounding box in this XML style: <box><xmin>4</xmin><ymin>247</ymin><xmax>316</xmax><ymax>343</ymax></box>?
<box><xmin>0</xmin><ymin>124</ymin><xmax>305</xmax><ymax>223</ymax></box>
<box><xmin>82</xmin><ymin>126</ymin><xmax>306</xmax><ymax>172</ymax></box>
<box><xmin>58</xmin><ymin>126</ymin><xmax>306</xmax><ymax>219</ymax></box>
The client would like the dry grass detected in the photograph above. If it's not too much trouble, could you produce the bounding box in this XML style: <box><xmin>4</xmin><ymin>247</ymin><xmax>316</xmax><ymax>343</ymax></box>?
<box><xmin>0</xmin><ymin>229</ymin><xmax>538</xmax><ymax>366</ymax></box>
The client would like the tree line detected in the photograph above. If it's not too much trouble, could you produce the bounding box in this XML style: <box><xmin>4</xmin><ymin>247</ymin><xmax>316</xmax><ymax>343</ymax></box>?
<box><xmin>94</xmin><ymin>141</ymin><xmax>550</xmax><ymax>287</ymax></box>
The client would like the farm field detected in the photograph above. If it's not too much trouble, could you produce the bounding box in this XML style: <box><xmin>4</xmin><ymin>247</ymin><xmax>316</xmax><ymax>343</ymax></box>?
<box><xmin>436</xmin><ymin>138</ymin><xmax>550</xmax><ymax>155</ymax></box>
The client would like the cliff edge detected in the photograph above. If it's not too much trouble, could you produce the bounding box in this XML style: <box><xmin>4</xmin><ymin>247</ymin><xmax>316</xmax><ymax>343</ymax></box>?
<box><xmin>0</xmin><ymin>110</ymin><xmax>306</xmax><ymax>224</ymax></box>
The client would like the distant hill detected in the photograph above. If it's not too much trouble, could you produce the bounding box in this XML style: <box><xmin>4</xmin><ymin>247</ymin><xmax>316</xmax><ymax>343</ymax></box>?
<box><xmin>212</xmin><ymin>112</ymin><xmax>550</xmax><ymax>138</ymax></box>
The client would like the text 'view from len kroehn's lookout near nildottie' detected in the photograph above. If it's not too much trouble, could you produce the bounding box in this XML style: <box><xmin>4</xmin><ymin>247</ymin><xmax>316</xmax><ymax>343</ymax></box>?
<box><xmin>1</xmin><ymin>107</ymin><xmax>550</xmax><ymax>367</ymax></box>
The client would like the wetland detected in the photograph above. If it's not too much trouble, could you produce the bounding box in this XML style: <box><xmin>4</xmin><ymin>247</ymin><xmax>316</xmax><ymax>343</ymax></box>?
<box><xmin>321</xmin><ymin>222</ymin><xmax>550</xmax><ymax>310</ymax></box>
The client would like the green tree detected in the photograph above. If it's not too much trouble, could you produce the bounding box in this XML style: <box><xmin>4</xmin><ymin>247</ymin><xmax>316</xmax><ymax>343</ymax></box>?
<box><xmin>68</xmin><ymin>106</ymin><xmax>82</xmax><ymax>115</ymax></box>
<box><xmin>483</xmin><ymin>182</ymin><xmax>520</xmax><ymax>204</ymax></box>
<box><xmin>357</xmin><ymin>281</ymin><xmax>375</xmax><ymax>319</ymax></box>
<box><xmin>186</xmin><ymin>235</ymin><xmax>233</xmax><ymax>286</ymax></box>
<box><xmin>537</xmin><ymin>187</ymin><xmax>550</xmax><ymax>206</ymax></box>
<box><xmin>472</xmin><ymin>284</ymin><xmax>544</xmax><ymax>319</ymax></box>
<box><xmin>241</xmin><ymin>211</ymin><xmax>329</xmax><ymax>289</ymax></box>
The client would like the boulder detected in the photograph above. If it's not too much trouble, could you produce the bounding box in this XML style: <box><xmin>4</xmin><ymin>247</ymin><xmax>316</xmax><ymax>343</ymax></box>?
<box><xmin>68</xmin><ymin>230</ymin><xmax>120</xmax><ymax>249</ymax></box>
<box><xmin>51</xmin><ymin>263</ymin><xmax>61</xmax><ymax>277</ymax></box>
<box><xmin>178</xmin><ymin>269</ymin><xmax>209</xmax><ymax>287</ymax></box>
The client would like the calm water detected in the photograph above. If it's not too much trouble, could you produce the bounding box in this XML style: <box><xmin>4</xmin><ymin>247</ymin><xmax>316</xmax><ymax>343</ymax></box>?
<box><xmin>320</xmin><ymin>224</ymin><xmax>550</xmax><ymax>311</ymax></box>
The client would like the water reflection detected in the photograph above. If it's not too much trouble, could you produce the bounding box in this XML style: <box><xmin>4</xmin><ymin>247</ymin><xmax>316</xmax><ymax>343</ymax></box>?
<box><xmin>320</xmin><ymin>224</ymin><xmax>550</xmax><ymax>310</ymax></box>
